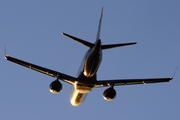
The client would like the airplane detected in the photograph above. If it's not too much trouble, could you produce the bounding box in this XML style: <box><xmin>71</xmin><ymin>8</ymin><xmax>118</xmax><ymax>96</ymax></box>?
<box><xmin>5</xmin><ymin>7</ymin><xmax>172</xmax><ymax>106</ymax></box>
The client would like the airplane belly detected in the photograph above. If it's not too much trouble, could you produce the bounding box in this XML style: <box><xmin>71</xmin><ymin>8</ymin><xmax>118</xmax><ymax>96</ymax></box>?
<box><xmin>75</xmin><ymin>84</ymin><xmax>94</xmax><ymax>93</ymax></box>
<box><xmin>84</xmin><ymin>50</ymin><xmax>102</xmax><ymax>77</ymax></box>
<box><xmin>70</xmin><ymin>85</ymin><xmax>87</xmax><ymax>106</ymax></box>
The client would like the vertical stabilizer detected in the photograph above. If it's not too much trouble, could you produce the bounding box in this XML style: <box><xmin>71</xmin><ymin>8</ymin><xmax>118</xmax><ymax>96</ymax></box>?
<box><xmin>96</xmin><ymin>7</ymin><xmax>103</xmax><ymax>41</ymax></box>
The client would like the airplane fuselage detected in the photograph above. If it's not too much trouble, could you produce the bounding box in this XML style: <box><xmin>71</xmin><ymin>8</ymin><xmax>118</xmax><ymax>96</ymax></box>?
<box><xmin>70</xmin><ymin>39</ymin><xmax>102</xmax><ymax>106</ymax></box>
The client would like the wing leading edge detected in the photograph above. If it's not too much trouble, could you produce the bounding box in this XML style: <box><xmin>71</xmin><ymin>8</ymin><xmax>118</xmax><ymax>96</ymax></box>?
<box><xmin>95</xmin><ymin>77</ymin><xmax>172</xmax><ymax>87</ymax></box>
<box><xmin>5</xmin><ymin>55</ymin><xmax>77</xmax><ymax>84</ymax></box>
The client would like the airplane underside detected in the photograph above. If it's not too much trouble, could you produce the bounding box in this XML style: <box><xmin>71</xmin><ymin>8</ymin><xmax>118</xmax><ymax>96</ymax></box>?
<box><xmin>70</xmin><ymin>85</ymin><xmax>87</xmax><ymax>106</ymax></box>
<box><xmin>5</xmin><ymin>7</ymin><xmax>173</xmax><ymax>106</ymax></box>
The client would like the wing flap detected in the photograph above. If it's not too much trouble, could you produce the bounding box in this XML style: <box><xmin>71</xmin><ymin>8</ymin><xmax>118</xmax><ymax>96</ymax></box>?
<box><xmin>95</xmin><ymin>78</ymin><xmax>172</xmax><ymax>87</ymax></box>
<box><xmin>5</xmin><ymin>55</ymin><xmax>77</xmax><ymax>84</ymax></box>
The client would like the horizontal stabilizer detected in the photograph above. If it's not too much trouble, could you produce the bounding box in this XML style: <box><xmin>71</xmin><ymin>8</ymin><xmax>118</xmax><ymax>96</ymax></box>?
<box><xmin>101</xmin><ymin>42</ymin><xmax>137</xmax><ymax>50</ymax></box>
<box><xmin>62</xmin><ymin>33</ymin><xmax>94</xmax><ymax>48</ymax></box>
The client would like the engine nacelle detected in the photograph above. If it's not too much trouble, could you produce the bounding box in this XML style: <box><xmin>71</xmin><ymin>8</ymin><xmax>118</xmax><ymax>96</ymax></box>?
<box><xmin>103</xmin><ymin>87</ymin><xmax>116</xmax><ymax>101</ymax></box>
<box><xmin>49</xmin><ymin>80</ymin><xmax>62</xmax><ymax>93</ymax></box>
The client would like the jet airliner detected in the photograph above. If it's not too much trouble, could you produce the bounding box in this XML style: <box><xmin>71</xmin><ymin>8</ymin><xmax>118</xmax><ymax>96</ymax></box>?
<box><xmin>5</xmin><ymin>8</ymin><xmax>172</xmax><ymax>106</ymax></box>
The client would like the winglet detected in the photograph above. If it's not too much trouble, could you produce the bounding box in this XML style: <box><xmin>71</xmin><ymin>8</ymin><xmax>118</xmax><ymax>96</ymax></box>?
<box><xmin>4</xmin><ymin>45</ymin><xmax>8</xmax><ymax>59</ymax></box>
<box><xmin>172</xmin><ymin>67</ymin><xmax>178</xmax><ymax>79</ymax></box>
<box><xmin>169</xmin><ymin>67</ymin><xmax>178</xmax><ymax>80</ymax></box>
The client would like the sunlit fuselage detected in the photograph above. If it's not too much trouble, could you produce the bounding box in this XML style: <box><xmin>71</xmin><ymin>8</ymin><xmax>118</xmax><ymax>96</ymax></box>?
<box><xmin>70</xmin><ymin>39</ymin><xmax>102</xmax><ymax>106</ymax></box>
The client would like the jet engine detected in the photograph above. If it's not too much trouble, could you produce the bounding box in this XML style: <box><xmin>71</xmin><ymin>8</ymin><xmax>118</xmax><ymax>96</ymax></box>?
<box><xmin>103</xmin><ymin>87</ymin><xmax>116</xmax><ymax>101</ymax></box>
<box><xmin>49</xmin><ymin>80</ymin><xmax>62</xmax><ymax>93</ymax></box>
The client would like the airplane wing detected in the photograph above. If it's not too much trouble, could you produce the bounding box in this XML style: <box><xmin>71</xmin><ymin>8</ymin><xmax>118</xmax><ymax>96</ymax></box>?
<box><xmin>5</xmin><ymin>55</ymin><xmax>77</xmax><ymax>84</ymax></box>
<box><xmin>95</xmin><ymin>77</ymin><xmax>172</xmax><ymax>87</ymax></box>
